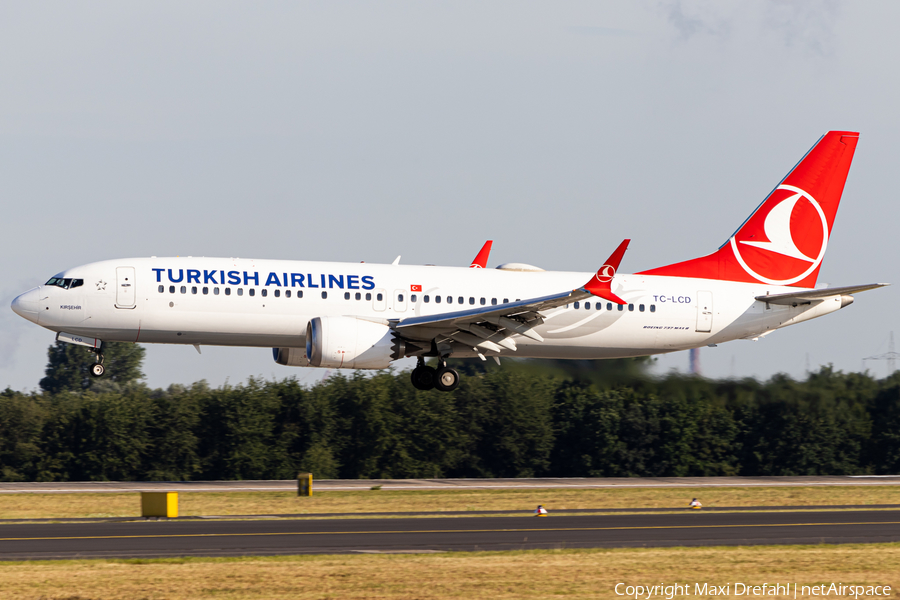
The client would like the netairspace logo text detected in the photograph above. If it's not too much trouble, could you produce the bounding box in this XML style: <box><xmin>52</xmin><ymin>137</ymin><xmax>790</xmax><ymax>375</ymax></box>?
<box><xmin>614</xmin><ymin>583</ymin><xmax>892</xmax><ymax>599</ymax></box>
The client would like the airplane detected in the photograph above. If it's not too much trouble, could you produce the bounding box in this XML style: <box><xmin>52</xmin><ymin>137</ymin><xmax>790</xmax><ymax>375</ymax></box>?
<box><xmin>10</xmin><ymin>131</ymin><xmax>887</xmax><ymax>392</ymax></box>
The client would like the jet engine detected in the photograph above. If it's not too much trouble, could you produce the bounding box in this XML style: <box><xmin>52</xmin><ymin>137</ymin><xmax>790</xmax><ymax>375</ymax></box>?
<box><xmin>305</xmin><ymin>316</ymin><xmax>405</xmax><ymax>369</ymax></box>
<box><xmin>272</xmin><ymin>347</ymin><xmax>308</xmax><ymax>366</ymax></box>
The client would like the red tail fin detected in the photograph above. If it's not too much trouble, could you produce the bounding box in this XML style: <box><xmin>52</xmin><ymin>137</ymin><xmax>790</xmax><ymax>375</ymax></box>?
<box><xmin>470</xmin><ymin>241</ymin><xmax>492</xmax><ymax>268</ymax></box>
<box><xmin>639</xmin><ymin>131</ymin><xmax>859</xmax><ymax>287</ymax></box>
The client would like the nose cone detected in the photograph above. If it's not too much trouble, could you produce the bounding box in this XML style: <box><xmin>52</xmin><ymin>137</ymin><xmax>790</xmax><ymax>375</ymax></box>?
<box><xmin>11</xmin><ymin>287</ymin><xmax>40</xmax><ymax>324</ymax></box>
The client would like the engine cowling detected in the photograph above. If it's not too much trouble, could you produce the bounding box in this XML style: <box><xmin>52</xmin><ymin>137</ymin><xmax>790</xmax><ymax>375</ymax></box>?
<box><xmin>272</xmin><ymin>347</ymin><xmax>308</xmax><ymax>367</ymax></box>
<box><xmin>305</xmin><ymin>316</ymin><xmax>404</xmax><ymax>369</ymax></box>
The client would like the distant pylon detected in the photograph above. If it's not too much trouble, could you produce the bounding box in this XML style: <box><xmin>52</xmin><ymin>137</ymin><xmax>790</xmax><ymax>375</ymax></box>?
<box><xmin>689</xmin><ymin>348</ymin><xmax>700</xmax><ymax>375</ymax></box>
<box><xmin>863</xmin><ymin>332</ymin><xmax>900</xmax><ymax>376</ymax></box>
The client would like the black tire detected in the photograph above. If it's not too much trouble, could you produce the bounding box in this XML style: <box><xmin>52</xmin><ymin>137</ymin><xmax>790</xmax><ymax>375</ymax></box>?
<box><xmin>411</xmin><ymin>366</ymin><xmax>436</xmax><ymax>391</ymax></box>
<box><xmin>90</xmin><ymin>363</ymin><xmax>105</xmax><ymax>378</ymax></box>
<box><xmin>434</xmin><ymin>367</ymin><xmax>460</xmax><ymax>392</ymax></box>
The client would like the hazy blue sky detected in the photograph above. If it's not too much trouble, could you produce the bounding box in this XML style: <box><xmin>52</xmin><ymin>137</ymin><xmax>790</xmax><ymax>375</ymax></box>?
<box><xmin>2</xmin><ymin>1</ymin><xmax>898</xmax><ymax>390</ymax></box>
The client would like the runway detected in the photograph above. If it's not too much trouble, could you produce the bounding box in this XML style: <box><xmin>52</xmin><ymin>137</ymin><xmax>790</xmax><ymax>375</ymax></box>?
<box><xmin>1</xmin><ymin>510</ymin><xmax>899</xmax><ymax>560</ymax></box>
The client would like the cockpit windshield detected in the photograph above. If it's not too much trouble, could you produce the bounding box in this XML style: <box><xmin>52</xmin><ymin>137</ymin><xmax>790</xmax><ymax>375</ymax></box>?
<box><xmin>45</xmin><ymin>278</ymin><xmax>84</xmax><ymax>290</ymax></box>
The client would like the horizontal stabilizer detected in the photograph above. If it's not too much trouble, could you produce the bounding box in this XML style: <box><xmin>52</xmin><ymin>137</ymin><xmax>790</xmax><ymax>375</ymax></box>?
<box><xmin>756</xmin><ymin>283</ymin><xmax>889</xmax><ymax>305</ymax></box>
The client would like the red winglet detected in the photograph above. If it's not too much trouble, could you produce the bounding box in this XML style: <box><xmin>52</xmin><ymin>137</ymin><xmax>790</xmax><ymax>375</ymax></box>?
<box><xmin>583</xmin><ymin>239</ymin><xmax>630</xmax><ymax>305</ymax></box>
<box><xmin>469</xmin><ymin>240</ymin><xmax>493</xmax><ymax>268</ymax></box>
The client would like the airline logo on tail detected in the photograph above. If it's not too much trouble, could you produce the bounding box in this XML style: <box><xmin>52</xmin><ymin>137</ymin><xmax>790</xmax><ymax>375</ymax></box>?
<box><xmin>595</xmin><ymin>264</ymin><xmax>616</xmax><ymax>283</ymax></box>
<box><xmin>637</xmin><ymin>131</ymin><xmax>859</xmax><ymax>288</ymax></box>
<box><xmin>731</xmin><ymin>184</ymin><xmax>829</xmax><ymax>285</ymax></box>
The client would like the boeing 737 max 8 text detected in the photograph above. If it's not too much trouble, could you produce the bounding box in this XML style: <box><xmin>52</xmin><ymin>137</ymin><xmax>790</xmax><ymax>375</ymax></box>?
<box><xmin>10</xmin><ymin>131</ymin><xmax>886</xmax><ymax>391</ymax></box>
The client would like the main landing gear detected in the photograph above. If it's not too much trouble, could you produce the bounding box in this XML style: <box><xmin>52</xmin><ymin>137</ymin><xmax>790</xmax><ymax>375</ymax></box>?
<box><xmin>411</xmin><ymin>358</ymin><xmax>459</xmax><ymax>392</ymax></box>
<box><xmin>89</xmin><ymin>349</ymin><xmax>105</xmax><ymax>378</ymax></box>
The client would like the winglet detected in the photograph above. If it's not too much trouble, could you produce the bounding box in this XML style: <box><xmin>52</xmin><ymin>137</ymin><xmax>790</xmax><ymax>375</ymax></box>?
<box><xmin>582</xmin><ymin>239</ymin><xmax>630</xmax><ymax>305</ymax></box>
<box><xmin>470</xmin><ymin>241</ymin><xmax>493</xmax><ymax>268</ymax></box>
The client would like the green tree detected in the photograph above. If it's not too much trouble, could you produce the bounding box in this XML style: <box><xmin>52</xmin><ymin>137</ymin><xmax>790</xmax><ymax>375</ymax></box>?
<box><xmin>39</xmin><ymin>342</ymin><xmax>146</xmax><ymax>394</ymax></box>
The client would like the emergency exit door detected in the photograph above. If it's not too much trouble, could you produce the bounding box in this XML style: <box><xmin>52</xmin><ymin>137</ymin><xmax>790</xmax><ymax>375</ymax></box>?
<box><xmin>696</xmin><ymin>290</ymin><xmax>713</xmax><ymax>333</ymax></box>
<box><xmin>372</xmin><ymin>289</ymin><xmax>386</xmax><ymax>312</ymax></box>
<box><xmin>116</xmin><ymin>267</ymin><xmax>136</xmax><ymax>308</ymax></box>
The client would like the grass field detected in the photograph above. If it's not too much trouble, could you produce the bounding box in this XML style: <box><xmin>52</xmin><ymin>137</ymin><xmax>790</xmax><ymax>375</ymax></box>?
<box><xmin>0</xmin><ymin>543</ymin><xmax>897</xmax><ymax>599</ymax></box>
<box><xmin>0</xmin><ymin>485</ymin><xmax>898</xmax><ymax>520</ymax></box>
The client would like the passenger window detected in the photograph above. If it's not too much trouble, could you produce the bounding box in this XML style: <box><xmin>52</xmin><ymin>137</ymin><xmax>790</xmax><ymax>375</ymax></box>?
<box><xmin>365</xmin><ymin>292</ymin><xmax>371</xmax><ymax>301</ymax></box>
<box><xmin>398</xmin><ymin>294</ymin><xmax>404</xmax><ymax>302</ymax></box>
<box><xmin>411</xmin><ymin>294</ymin><xmax>417</xmax><ymax>303</ymax></box>
<box><xmin>503</xmin><ymin>298</ymin><xmax>509</xmax><ymax>304</ymax></box>
<box><xmin>169</xmin><ymin>286</ymin><xmax>175</xmax><ymax>293</ymax></box>
<box><xmin>650</xmin><ymin>304</ymin><xmax>656</xmax><ymax>312</ymax></box>
<box><xmin>617</xmin><ymin>304</ymin><xmax>623</xmax><ymax>311</ymax></box>
<box><xmin>424</xmin><ymin>295</ymin><xmax>430</xmax><ymax>303</ymax></box>
<box><xmin>261</xmin><ymin>289</ymin><xmax>267</xmax><ymax>297</ymax></box>
<box><xmin>274</xmin><ymin>289</ymin><xmax>280</xmax><ymax>298</ymax></box>
<box><xmin>202</xmin><ymin>287</ymin><xmax>208</xmax><ymax>295</ymax></box>
<box><xmin>491</xmin><ymin>298</ymin><xmax>497</xmax><ymax>305</ymax></box>
<box><xmin>574</xmin><ymin>302</ymin><xmax>580</xmax><ymax>309</ymax></box>
<box><xmin>585</xmin><ymin>302</ymin><xmax>591</xmax><ymax>310</ymax></box>
<box><xmin>225</xmin><ymin>288</ymin><xmax>231</xmax><ymax>296</ymax></box>
<box><xmin>355</xmin><ymin>292</ymin><xmax>361</xmax><ymax>300</ymax></box>
<box><xmin>628</xmin><ymin>304</ymin><xmax>634</xmax><ymax>311</ymax></box>
<box><xmin>191</xmin><ymin>286</ymin><xmax>198</xmax><ymax>294</ymax></box>
<box><xmin>607</xmin><ymin>303</ymin><xmax>613</xmax><ymax>311</ymax></box>
<box><xmin>214</xmin><ymin>287</ymin><xmax>220</xmax><ymax>295</ymax></box>
<box><xmin>298</xmin><ymin>290</ymin><xmax>303</xmax><ymax>298</ymax></box>
<box><xmin>321</xmin><ymin>291</ymin><xmax>327</xmax><ymax>299</ymax></box>
<box><xmin>180</xmin><ymin>286</ymin><xmax>186</xmax><ymax>294</ymax></box>
<box><xmin>344</xmin><ymin>292</ymin><xmax>350</xmax><ymax>300</ymax></box>
<box><xmin>238</xmin><ymin>288</ymin><xmax>243</xmax><ymax>296</ymax></box>
<box><xmin>158</xmin><ymin>285</ymin><xmax>164</xmax><ymax>293</ymax></box>
<box><xmin>460</xmin><ymin>297</ymin><xmax>465</xmax><ymax>304</ymax></box>
<box><xmin>286</xmin><ymin>290</ymin><xmax>291</xmax><ymax>298</ymax></box>
<box><xmin>639</xmin><ymin>304</ymin><xmax>645</xmax><ymax>312</ymax></box>
<box><xmin>249</xmin><ymin>289</ymin><xmax>255</xmax><ymax>297</ymax></box>
<box><xmin>447</xmin><ymin>296</ymin><xmax>452</xmax><ymax>304</ymax></box>
<box><xmin>377</xmin><ymin>293</ymin><xmax>383</xmax><ymax>301</ymax></box>
<box><xmin>480</xmin><ymin>298</ymin><xmax>485</xmax><ymax>305</ymax></box>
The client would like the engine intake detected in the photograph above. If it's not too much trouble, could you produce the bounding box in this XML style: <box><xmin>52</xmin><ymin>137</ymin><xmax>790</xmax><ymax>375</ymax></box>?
<box><xmin>306</xmin><ymin>316</ymin><xmax>401</xmax><ymax>369</ymax></box>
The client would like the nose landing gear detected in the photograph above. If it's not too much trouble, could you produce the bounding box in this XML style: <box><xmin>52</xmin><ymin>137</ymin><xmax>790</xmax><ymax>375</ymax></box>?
<box><xmin>89</xmin><ymin>349</ymin><xmax>105</xmax><ymax>378</ymax></box>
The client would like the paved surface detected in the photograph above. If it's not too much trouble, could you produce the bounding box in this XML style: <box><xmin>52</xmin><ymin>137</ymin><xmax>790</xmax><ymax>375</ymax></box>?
<box><xmin>3</xmin><ymin>505</ymin><xmax>900</xmax><ymax>524</ymax></box>
<box><xmin>1</xmin><ymin>510</ymin><xmax>899</xmax><ymax>560</ymax></box>
<box><xmin>2</xmin><ymin>476</ymin><xmax>900</xmax><ymax>493</ymax></box>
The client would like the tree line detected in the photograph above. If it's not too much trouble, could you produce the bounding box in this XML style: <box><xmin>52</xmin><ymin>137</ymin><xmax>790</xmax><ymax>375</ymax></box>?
<box><xmin>1</xmin><ymin>342</ymin><xmax>899</xmax><ymax>481</ymax></box>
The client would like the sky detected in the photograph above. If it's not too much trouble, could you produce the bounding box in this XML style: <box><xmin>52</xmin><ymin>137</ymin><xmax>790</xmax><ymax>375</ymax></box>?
<box><xmin>2</xmin><ymin>1</ymin><xmax>899</xmax><ymax>391</ymax></box>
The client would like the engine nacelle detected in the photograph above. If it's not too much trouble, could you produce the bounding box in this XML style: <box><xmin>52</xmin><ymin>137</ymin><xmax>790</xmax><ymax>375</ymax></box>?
<box><xmin>272</xmin><ymin>347</ymin><xmax>308</xmax><ymax>367</ymax></box>
<box><xmin>305</xmin><ymin>316</ymin><xmax>404</xmax><ymax>369</ymax></box>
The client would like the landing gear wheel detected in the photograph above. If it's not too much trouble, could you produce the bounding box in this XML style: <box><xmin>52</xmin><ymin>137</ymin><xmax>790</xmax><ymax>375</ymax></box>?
<box><xmin>411</xmin><ymin>366</ymin><xmax>436</xmax><ymax>391</ymax></box>
<box><xmin>90</xmin><ymin>363</ymin><xmax>105</xmax><ymax>378</ymax></box>
<box><xmin>434</xmin><ymin>367</ymin><xmax>460</xmax><ymax>392</ymax></box>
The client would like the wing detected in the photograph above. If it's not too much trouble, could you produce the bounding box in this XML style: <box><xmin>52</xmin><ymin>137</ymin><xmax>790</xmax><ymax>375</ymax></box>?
<box><xmin>756</xmin><ymin>283</ymin><xmax>889</xmax><ymax>305</ymax></box>
<box><xmin>395</xmin><ymin>240</ymin><xmax>630</xmax><ymax>357</ymax></box>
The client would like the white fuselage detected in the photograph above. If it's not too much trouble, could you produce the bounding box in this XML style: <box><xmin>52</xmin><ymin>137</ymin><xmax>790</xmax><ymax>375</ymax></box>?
<box><xmin>19</xmin><ymin>256</ymin><xmax>845</xmax><ymax>363</ymax></box>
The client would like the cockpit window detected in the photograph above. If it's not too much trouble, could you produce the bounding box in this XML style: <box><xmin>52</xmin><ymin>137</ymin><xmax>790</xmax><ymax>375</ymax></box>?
<box><xmin>45</xmin><ymin>278</ymin><xmax>84</xmax><ymax>290</ymax></box>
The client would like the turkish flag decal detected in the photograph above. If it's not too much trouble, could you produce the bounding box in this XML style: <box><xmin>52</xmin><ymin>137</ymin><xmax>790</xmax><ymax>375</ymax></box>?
<box><xmin>410</xmin><ymin>284</ymin><xmax>422</xmax><ymax>292</ymax></box>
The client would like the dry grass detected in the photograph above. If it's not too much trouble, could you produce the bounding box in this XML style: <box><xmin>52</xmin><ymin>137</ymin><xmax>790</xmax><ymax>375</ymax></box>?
<box><xmin>0</xmin><ymin>543</ymin><xmax>898</xmax><ymax>599</ymax></box>
<box><xmin>0</xmin><ymin>485</ymin><xmax>898</xmax><ymax>520</ymax></box>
